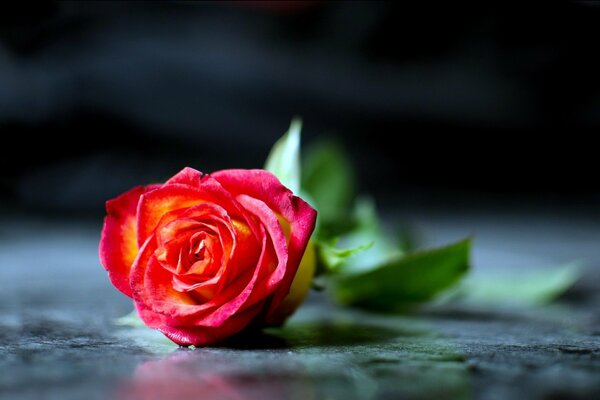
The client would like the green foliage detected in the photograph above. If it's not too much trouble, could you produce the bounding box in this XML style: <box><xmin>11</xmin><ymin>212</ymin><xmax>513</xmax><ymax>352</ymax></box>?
<box><xmin>302</xmin><ymin>139</ymin><xmax>355</xmax><ymax>232</ymax></box>
<box><xmin>333</xmin><ymin>239</ymin><xmax>472</xmax><ymax>311</ymax></box>
<box><xmin>330</xmin><ymin>198</ymin><xmax>404</xmax><ymax>274</ymax></box>
<box><xmin>454</xmin><ymin>262</ymin><xmax>581</xmax><ymax>306</ymax></box>
<box><xmin>316</xmin><ymin>238</ymin><xmax>374</xmax><ymax>272</ymax></box>
<box><xmin>263</xmin><ymin>124</ymin><xmax>472</xmax><ymax>311</ymax></box>
<box><xmin>264</xmin><ymin>118</ymin><xmax>302</xmax><ymax>194</ymax></box>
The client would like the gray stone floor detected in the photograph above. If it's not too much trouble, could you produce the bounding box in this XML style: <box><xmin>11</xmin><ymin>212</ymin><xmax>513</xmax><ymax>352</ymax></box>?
<box><xmin>1</xmin><ymin>206</ymin><xmax>599</xmax><ymax>400</ymax></box>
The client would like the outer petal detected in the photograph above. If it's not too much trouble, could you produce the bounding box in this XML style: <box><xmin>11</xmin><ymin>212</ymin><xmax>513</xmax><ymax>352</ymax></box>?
<box><xmin>211</xmin><ymin>169</ymin><xmax>317</xmax><ymax>324</ymax></box>
<box><xmin>99</xmin><ymin>184</ymin><xmax>159</xmax><ymax>297</ymax></box>
<box><xmin>165</xmin><ymin>167</ymin><xmax>203</xmax><ymax>187</ymax></box>
<box><xmin>161</xmin><ymin>302</ymin><xmax>265</xmax><ymax>346</ymax></box>
<box><xmin>135</xmin><ymin>300</ymin><xmax>265</xmax><ymax>347</ymax></box>
<box><xmin>269</xmin><ymin>240</ymin><xmax>316</xmax><ymax>322</ymax></box>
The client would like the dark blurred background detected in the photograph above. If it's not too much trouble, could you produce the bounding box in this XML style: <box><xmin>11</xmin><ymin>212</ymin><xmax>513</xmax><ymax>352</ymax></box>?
<box><xmin>1</xmin><ymin>1</ymin><xmax>599</xmax><ymax>217</ymax></box>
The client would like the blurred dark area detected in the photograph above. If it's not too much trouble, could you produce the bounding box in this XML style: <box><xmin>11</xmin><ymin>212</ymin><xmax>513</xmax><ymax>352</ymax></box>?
<box><xmin>1</xmin><ymin>1</ymin><xmax>599</xmax><ymax>217</ymax></box>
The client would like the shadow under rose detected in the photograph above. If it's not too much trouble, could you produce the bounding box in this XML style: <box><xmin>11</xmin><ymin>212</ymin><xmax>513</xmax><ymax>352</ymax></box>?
<box><xmin>113</xmin><ymin>302</ymin><xmax>426</xmax><ymax>353</ymax></box>
<box><xmin>268</xmin><ymin>320</ymin><xmax>410</xmax><ymax>348</ymax></box>
<box><xmin>215</xmin><ymin>320</ymin><xmax>407</xmax><ymax>350</ymax></box>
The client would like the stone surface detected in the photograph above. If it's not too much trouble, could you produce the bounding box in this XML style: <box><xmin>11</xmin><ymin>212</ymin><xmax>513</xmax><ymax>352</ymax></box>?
<box><xmin>1</xmin><ymin>208</ymin><xmax>599</xmax><ymax>400</ymax></box>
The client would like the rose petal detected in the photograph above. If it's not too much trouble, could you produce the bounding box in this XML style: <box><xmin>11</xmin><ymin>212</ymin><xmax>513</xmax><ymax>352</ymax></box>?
<box><xmin>162</xmin><ymin>302</ymin><xmax>265</xmax><ymax>346</ymax></box>
<box><xmin>154</xmin><ymin>203</ymin><xmax>230</xmax><ymax>246</ymax></box>
<box><xmin>132</xmin><ymin>213</ymin><xmax>270</xmax><ymax>327</ymax></box>
<box><xmin>188</xmin><ymin>213</ymin><xmax>284</xmax><ymax>327</ymax></box>
<box><xmin>199</xmin><ymin>173</ymin><xmax>266</xmax><ymax>243</ymax></box>
<box><xmin>132</xmin><ymin>237</ymin><xmax>209</xmax><ymax>315</ymax></box>
<box><xmin>165</xmin><ymin>167</ymin><xmax>203</xmax><ymax>188</ymax></box>
<box><xmin>154</xmin><ymin>204</ymin><xmax>240</xmax><ymax>295</ymax></box>
<box><xmin>145</xmin><ymin>196</ymin><xmax>288</xmax><ymax>330</ymax></box>
<box><xmin>135</xmin><ymin>300</ymin><xmax>264</xmax><ymax>347</ymax></box>
<box><xmin>137</xmin><ymin>174</ymin><xmax>253</xmax><ymax>248</ymax></box>
<box><xmin>99</xmin><ymin>184</ymin><xmax>159</xmax><ymax>297</ymax></box>
<box><xmin>211</xmin><ymin>169</ymin><xmax>317</xmax><ymax>323</ymax></box>
<box><xmin>235</xmin><ymin>194</ymin><xmax>289</xmax><ymax>294</ymax></box>
<box><xmin>136</xmin><ymin>184</ymin><xmax>206</xmax><ymax>247</ymax></box>
<box><xmin>157</xmin><ymin>202</ymin><xmax>261</xmax><ymax>293</ymax></box>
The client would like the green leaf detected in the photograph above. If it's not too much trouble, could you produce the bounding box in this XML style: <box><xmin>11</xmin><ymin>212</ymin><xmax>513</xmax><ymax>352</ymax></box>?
<box><xmin>453</xmin><ymin>262</ymin><xmax>581</xmax><ymax>307</ymax></box>
<box><xmin>316</xmin><ymin>238</ymin><xmax>374</xmax><ymax>272</ymax></box>
<box><xmin>331</xmin><ymin>198</ymin><xmax>403</xmax><ymax>275</ymax></box>
<box><xmin>302</xmin><ymin>138</ymin><xmax>355</xmax><ymax>230</ymax></box>
<box><xmin>264</xmin><ymin>118</ymin><xmax>302</xmax><ymax>194</ymax></box>
<box><xmin>333</xmin><ymin>239</ymin><xmax>471</xmax><ymax>311</ymax></box>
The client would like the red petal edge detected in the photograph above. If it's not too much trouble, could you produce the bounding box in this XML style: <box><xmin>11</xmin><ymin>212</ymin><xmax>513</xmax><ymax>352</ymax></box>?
<box><xmin>165</xmin><ymin>167</ymin><xmax>203</xmax><ymax>187</ymax></box>
<box><xmin>211</xmin><ymin>169</ymin><xmax>317</xmax><ymax>324</ymax></box>
<box><xmin>99</xmin><ymin>184</ymin><xmax>159</xmax><ymax>297</ymax></box>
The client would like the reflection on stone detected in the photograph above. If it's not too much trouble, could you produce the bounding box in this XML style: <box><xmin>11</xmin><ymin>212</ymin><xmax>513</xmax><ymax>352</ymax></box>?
<box><xmin>117</xmin><ymin>350</ymin><xmax>314</xmax><ymax>400</ymax></box>
<box><xmin>116</xmin><ymin>305</ymin><xmax>471</xmax><ymax>400</ymax></box>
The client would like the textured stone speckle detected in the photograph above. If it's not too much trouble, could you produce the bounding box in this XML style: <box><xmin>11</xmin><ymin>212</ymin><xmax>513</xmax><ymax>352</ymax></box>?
<box><xmin>1</xmin><ymin>210</ymin><xmax>599</xmax><ymax>399</ymax></box>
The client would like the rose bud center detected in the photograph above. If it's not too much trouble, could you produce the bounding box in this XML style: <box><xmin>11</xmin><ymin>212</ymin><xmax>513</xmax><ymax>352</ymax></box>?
<box><xmin>153</xmin><ymin>216</ymin><xmax>236</xmax><ymax>302</ymax></box>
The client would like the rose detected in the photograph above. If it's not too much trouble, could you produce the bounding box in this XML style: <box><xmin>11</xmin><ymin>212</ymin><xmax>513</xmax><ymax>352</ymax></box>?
<box><xmin>99</xmin><ymin>167</ymin><xmax>317</xmax><ymax>346</ymax></box>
